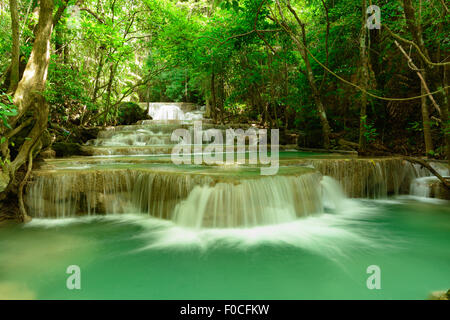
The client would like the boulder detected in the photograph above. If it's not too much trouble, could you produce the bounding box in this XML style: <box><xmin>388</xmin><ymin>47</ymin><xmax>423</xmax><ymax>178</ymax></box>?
<box><xmin>117</xmin><ymin>102</ymin><xmax>149</xmax><ymax>125</ymax></box>
<box><xmin>39</xmin><ymin>149</ymin><xmax>56</xmax><ymax>159</ymax></box>
<box><xmin>52</xmin><ymin>142</ymin><xmax>89</xmax><ymax>157</ymax></box>
<box><xmin>79</xmin><ymin>127</ymin><xmax>100</xmax><ymax>143</ymax></box>
<box><xmin>428</xmin><ymin>290</ymin><xmax>449</xmax><ymax>300</ymax></box>
<box><xmin>430</xmin><ymin>180</ymin><xmax>450</xmax><ymax>200</ymax></box>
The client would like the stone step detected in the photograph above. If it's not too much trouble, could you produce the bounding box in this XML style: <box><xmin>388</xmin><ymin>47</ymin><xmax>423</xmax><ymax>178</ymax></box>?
<box><xmin>138</xmin><ymin>119</ymin><xmax>213</xmax><ymax>125</ymax></box>
<box><xmin>97</xmin><ymin>123</ymin><xmax>254</xmax><ymax>137</ymax></box>
<box><xmin>81</xmin><ymin>144</ymin><xmax>298</xmax><ymax>156</ymax></box>
<box><xmin>86</xmin><ymin>135</ymin><xmax>177</xmax><ymax>147</ymax></box>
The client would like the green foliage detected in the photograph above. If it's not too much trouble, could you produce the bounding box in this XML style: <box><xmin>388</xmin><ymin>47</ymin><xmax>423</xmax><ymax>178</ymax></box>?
<box><xmin>408</xmin><ymin>121</ymin><xmax>422</xmax><ymax>133</ymax></box>
<box><xmin>0</xmin><ymin>93</ymin><xmax>17</xmax><ymax>130</ymax></box>
<box><xmin>363</xmin><ymin>121</ymin><xmax>379</xmax><ymax>144</ymax></box>
<box><xmin>45</xmin><ymin>60</ymin><xmax>92</xmax><ymax>125</ymax></box>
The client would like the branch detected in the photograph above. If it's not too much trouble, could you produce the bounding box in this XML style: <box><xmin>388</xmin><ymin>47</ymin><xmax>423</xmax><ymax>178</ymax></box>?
<box><xmin>18</xmin><ymin>141</ymin><xmax>40</xmax><ymax>222</ymax></box>
<box><xmin>403</xmin><ymin>156</ymin><xmax>450</xmax><ymax>189</ymax></box>
<box><xmin>394</xmin><ymin>40</ymin><xmax>442</xmax><ymax>115</ymax></box>
<box><xmin>53</xmin><ymin>0</ymin><xmax>69</xmax><ymax>26</ymax></box>
<box><xmin>80</xmin><ymin>7</ymin><xmax>105</xmax><ymax>24</ymax></box>
<box><xmin>4</xmin><ymin>118</ymin><xmax>34</xmax><ymax>140</ymax></box>
<box><xmin>385</xmin><ymin>26</ymin><xmax>450</xmax><ymax>67</ymax></box>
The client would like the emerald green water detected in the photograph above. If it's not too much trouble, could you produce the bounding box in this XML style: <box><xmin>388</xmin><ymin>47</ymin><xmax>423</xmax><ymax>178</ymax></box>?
<box><xmin>0</xmin><ymin>197</ymin><xmax>449</xmax><ymax>300</ymax></box>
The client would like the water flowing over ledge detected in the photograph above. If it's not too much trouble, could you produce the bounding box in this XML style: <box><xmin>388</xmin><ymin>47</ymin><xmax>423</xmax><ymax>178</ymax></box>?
<box><xmin>306</xmin><ymin>158</ymin><xmax>449</xmax><ymax>198</ymax></box>
<box><xmin>24</xmin><ymin>103</ymin><xmax>449</xmax><ymax>228</ymax></box>
<box><xmin>26</xmin><ymin>167</ymin><xmax>325</xmax><ymax>228</ymax></box>
<box><xmin>25</xmin><ymin>157</ymin><xmax>449</xmax><ymax>227</ymax></box>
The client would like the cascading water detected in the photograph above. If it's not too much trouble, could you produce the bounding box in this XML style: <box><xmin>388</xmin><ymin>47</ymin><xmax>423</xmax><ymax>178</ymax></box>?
<box><xmin>26</xmin><ymin>168</ymin><xmax>333</xmax><ymax>228</ymax></box>
<box><xmin>173</xmin><ymin>174</ymin><xmax>324</xmax><ymax>228</ymax></box>
<box><xmin>147</xmin><ymin>102</ymin><xmax>204</xmax><ymax>121</ymax></box>
<box><xmin>25</xmin><ymin>101</ymin><xmax>449</xmax><ymax>231</ymax></box>
<box><xmin>307</xmin><ymin>158</ymin><xmax>448</xmax><ymax>199</ymax></box>
<box><xmin>409</xmin><ymin>163</ymin><xmax>449</xmax><ymax>199</ymax></box>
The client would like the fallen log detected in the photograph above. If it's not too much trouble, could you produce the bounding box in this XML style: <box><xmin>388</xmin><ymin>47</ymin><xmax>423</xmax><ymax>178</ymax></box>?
<box><xmin>337</xmin><ymin>138</ymin><xmax>359</xmax><ymax>149</ymax></box>
<box><xmin>403</xmin><ymin>156</ymin><xmax>450</xmax><ymax>189</ymax></box>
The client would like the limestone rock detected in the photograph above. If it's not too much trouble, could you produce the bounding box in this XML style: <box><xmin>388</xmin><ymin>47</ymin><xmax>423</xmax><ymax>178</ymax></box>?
<box><xmin>430</xmin><ymin>180</ymin><xmax>450</xmax><ymax>200</ymax></box>
<box><xmin>52</xmin><ymin>142</ymin><xmax>89</xmax><ymax>157</ymax></box>
<box><xmin>428</xmin><ymin>290</ymin><xmax>449</xmax><ymax>300</ymax></box>
<box><xmin>39</xmin><ymin>148</ymin><xmax>56</xmax><ymax>159</ymax></box>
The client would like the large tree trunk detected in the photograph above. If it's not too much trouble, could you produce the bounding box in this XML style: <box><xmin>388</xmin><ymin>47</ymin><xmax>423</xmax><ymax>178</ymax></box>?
<box><xmin>10</xmin><ymin>0</ymin><xmax>54</xmax><ymax>128</ymax></box>
<box><xmin>8</xmin><ymin>0</ymin><xmax>20</xmax><ymax>93</ymax></box>
<box><xmin>0</xmin><ymin>0</ymin><xmax>55</xmax><ymax>221</ymax></box>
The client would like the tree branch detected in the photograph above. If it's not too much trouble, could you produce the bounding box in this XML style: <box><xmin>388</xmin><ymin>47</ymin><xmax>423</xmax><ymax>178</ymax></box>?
<box><xmin>403</xmin><ymin>156</ymin><xmax>450</xmax><ymax>189</ymax></box>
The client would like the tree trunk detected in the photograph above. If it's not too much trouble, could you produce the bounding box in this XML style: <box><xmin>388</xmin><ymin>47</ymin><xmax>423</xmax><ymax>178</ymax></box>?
<box><xmin>403</xmin><ymin>0</ymin><xmax>430</xmax><ymax>60</ymax></box>
<box><xmin>0</xmin><ymin>0</ymin><xmax>55</xmax><ymax>221</ymax></box>
<box><xmin>210</xmin><ymin>68</ymin><xmax>217</xmax><ymax>123</ymax></box>
<box><xmin>10</xmin><ymin>0</ymin><xmax>54</xmax><ymax>128</ymax></box>
<box><xmin>279</xmin><ymin>1</ymin><xmax>332</xmax><ymax>149</ymax></box>
<box><xmin>421</xmin><ymin>71</ymin><xmax>434</xmax><ymax>154</ymax></box>
<box><xmin>218</xmin><ymin>72</ymin><xmax>225</xmax><ymax>124</ymax></box>
<box><xmin>403</xmin><ymin>0</ymin><xmax>435</xmax><ymax>156</ymax></box>
<box><xmin>442</xmin><ymin>64</ymin><xmax>450</xmax><ymax>164</ymax></box>
<box><xmin>300</xmin><ymin>42</ymin><xmax>331</xmax><ymax>149</ymax></box>
<box><xmin>358</xmin><ymin>0</ymin><xmax>369</xmax><ymax>153</ymax></box>
<box><xmin>8</xmin><ymin>0</ymin><xmax>20</xmax><ymax>93</ymax></box>
<box><xmin>103</xmin><ymin>62</ymin><xmax>116</xmax><ymax>126</ymax></box>
<box><xmin>293</xmin><ymin>24</ymin><xmax>331</xmax><ymax>148</ymax></box>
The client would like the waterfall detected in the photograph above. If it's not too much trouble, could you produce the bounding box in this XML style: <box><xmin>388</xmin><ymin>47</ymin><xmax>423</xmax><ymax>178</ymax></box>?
<box><xmin>26</xmin><ymin>100</ymin><xmax>450</xmax><ymax>228</ymax></box>
<box><xmin>26</xmin><ymin>169</ymin><xmax>333</xmax><ymax>228</ymax></box>
<box><xmin>26</xmin><ymin>170</ymin><xmax>210</xmax><ymax>219</ymax></box>
<box><xmin>173</xmin><ymin>174</ymin><xmax>323</xmax><ymax>228</ymax></box>
<box><xmin>409</xmin><ymin>163</ymin><xmax>449</xmax><ymax>199</ymax></box>
<box><xmin>320</xmin><ymin>176</ymin><xmax>348</xmax><ymax>211</ymax></box>
<box><xmin>307</xmin><ymin>158</ymin><xmax>444</xmax><ymax>198</ymax></box>
<box><xmin>147</xmin><ymin>103</ymin><xmax>204</xmax><ymax>121</ymax></box>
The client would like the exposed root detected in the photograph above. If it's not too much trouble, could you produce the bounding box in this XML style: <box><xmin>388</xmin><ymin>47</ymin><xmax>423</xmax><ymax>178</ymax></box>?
<box><xmin>18</xmin><ymin>143</ymin><xmax>38</xmax><ymax>222</ymax></box>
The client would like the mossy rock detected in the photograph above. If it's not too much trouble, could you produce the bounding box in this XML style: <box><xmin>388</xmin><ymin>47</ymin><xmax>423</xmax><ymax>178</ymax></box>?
<box><xmin>117</xmin><ymin>102</ymin><xmax>149</xmax><ymax>125</ymax></box>
<box><xmin>52</xmin><ymin>142</ymin><xmax>89</xmax><ymax>157</ymax></box>
<box><xmin>79</xmin><ymin>127</ymin><xmax>100</xmax><ymax>143</ymax></box>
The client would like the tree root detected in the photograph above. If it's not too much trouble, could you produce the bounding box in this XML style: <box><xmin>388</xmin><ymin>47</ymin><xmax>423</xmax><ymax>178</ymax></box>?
<box><xmin>17</xmin><ymin>142</ymin><xmax>39</xmax><ymax>222</ymax></box>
